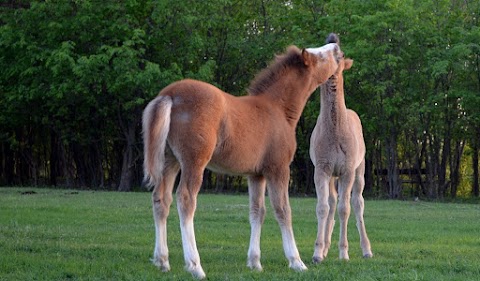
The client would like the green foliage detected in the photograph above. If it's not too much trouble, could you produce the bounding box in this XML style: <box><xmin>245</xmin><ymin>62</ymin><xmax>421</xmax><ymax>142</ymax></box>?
<box><xmin>0</xmin><ymin>0</ymin><xmax>479</xmax><ymax>196</ymax></box>
<box><xmin>1</xmin><ymin>188</ymin><xmax>479</xmax><ymax>280</ymax></box>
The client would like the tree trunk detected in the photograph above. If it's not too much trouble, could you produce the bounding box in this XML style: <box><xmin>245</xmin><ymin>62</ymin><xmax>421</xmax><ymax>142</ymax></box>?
<box><xmin>473</xmin><ymin>131</ymin><xmax>479</xmax><ymax>197</ymax></box>
<box><xmin>374</xmin><ymin>140</ymin><xmax>383</xmax><ymax>195</ymax></box>
<box><xmin>425</xmin><ymin>130</ymin><xmax>441</xmax><ymax>199</ymax></box>
<box><xmin>202</xmin><ymin>170</ymin><xmax>213</xmax><ymax>191</ymax></box>
<box><xmin>439</xmin><ymin>128</ymin><xmax>451</xmax><ymax>198</ymax></box>
<box><xmin>72</xmin><ymin>143</ymin><xmax>87</xmax><ymax>187</ymax></box>
<box><xmin>386</xmin><ymin>130</ymin><xmax>400</xmax><ymax>198</ymax></box>
<box><xmin>449</xmin><ymin>140</ymin><xmax>465</xmax><ymax>198</ymax></box>
<box><xmin>215</xmin><ymin>174</ymin><xmax>225</xmax><ymax>193</ymax></box>
<box><xmin>364</xmin><ymin>157</ymin><xmax>374</xmax><ymax>194</ymax></box>
<box><xmin>49</xmin><ymin>130</ymin><xmax>59</xmax><ymax>186</ymax></box>
<box><xmin>117</xmin><ymin>120</ymin><xmax>137</xmax><ymax>192</ymax></box>
<box><xmin>414</xmin><ymin>134</ymin><xmax>427</xmax><ymax>197</ymax></box>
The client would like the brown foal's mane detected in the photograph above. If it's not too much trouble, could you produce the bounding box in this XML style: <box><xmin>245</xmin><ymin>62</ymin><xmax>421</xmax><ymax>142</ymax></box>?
<box><xmin>248</xmin><ymin>46</ymin><xmax>306</xmax><ymax>96</ymax></box>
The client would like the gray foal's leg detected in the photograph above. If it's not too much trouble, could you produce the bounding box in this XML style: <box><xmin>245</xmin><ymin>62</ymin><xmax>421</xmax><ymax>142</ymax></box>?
<box><xmin>352</xmin><ymin>160</ymin><xmax>373</xmax><ymax>258</ymax></box>
<box><xmin>337</xmin><ymin>172</ymin><xmax>354</xmax><ymax>260</ymax></box>
<box><xmin>323</xmin><ymin>178</ymin><xmax>338</xmax><ymax>258</ymax></box>
<box><xmin>313</xmin><ymin>168</ymin><xmax>330</xmax><ymax>263</ymax></box>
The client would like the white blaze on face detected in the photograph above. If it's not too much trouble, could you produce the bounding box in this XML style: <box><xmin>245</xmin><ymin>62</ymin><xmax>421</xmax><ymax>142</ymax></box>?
<box><xmin>306</xmin><ymin>43</ymin><xmax>338</xmax><ymax>56</ymax></box>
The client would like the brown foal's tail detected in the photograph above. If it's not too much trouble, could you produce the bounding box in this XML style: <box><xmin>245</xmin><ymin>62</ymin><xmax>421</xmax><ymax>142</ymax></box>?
<box><xmin>142</xmin><ymin>95</ymin><xmax>173</xmax><ymax>189</ymax></box>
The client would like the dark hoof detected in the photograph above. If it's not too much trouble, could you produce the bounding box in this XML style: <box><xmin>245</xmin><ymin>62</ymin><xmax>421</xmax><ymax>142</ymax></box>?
<box><xmin>312</xmin><ymin>256</ymin><xmax>323</xmax><ymax>264</ymax></box>
<box><xmin>363</xmin><ymin>253</ymin><xmax>373</xmax><ymax>259</ymax></box>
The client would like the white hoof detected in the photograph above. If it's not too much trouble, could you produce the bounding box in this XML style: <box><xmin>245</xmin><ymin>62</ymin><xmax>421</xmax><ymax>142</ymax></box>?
<box><xmin>289</xmin><ymin>258</ymin><xmax>308</xmax><ymax>272</ymax></box>
<box><xmin>339</xmin><ymin>248</ymin><xmax>350</xmax><ymax>261</ymax></box>
<box><xmin>247</xmin><ymin>257</ymin><xmax>263</xmax><ymax>272</ymax></box>
<box><xmin>186</xmin><ymin>263</ymin><xmax>206</xmax><ymax>280</ymax></box>
<box><xmin>151</xmin><ymin>257</ymin><xmax>170</xmax><ymax>272</ymax></box>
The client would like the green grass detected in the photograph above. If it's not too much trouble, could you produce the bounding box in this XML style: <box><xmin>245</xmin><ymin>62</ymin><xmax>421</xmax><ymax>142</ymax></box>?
<box><xmin>1</xmin><ymin>187</ymin><xmax>479</xmax><ymax>280</ymax></box>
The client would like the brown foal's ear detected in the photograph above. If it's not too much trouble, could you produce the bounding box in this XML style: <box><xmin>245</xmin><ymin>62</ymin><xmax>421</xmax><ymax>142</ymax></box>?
<box><xmin>344</xmin><ymin>59</ymin><xmax>353</xmax><ymax>70</ymax></box>
<box><xmin>301</xmin><ymin>48</ymin><xmax>316</xmax><ymax>66</ymax></box>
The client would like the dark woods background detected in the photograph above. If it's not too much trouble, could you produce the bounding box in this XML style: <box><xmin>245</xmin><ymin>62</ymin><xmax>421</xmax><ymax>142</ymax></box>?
<box><xmin>1</xmin><ymin>0</ymin><xmax>479</xmax><ymax>199</ymax></box>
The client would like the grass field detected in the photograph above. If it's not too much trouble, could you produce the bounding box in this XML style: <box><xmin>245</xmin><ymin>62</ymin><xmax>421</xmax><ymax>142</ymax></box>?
<box><xmin>0</xmin><ymin>188</ymin><xmax>479</xmax><ymax>280</ymax></box>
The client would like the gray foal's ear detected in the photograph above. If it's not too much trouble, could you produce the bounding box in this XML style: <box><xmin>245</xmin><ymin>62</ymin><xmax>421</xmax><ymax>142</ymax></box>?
<box><xmin>326</xmin><ymin>33</ymin><xmax>340</xmax><ymax>45</ymax></box>
<box><xmin>344</xmin><ymin>59</ymin><xmax>353</xmax><ymax>70</ymax></box>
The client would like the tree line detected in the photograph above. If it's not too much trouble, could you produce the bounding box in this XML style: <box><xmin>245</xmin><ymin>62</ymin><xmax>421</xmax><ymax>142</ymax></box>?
<box><xmin>1</xmin><ymin>0</ymin><xmax>479</xmax><ymax>199</ymax></box>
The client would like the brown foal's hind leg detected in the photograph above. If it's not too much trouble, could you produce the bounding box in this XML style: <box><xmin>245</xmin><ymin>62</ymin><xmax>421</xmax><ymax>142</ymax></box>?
<box><xmin>352</xmin><ymin>160</ymin><xmax>373</xmax><ymax>258</ymax></box>
<box><xmin>176</xmin><ymin>166</ymin><xmax>206</xmax><ymax>279</ymax></box>
<box><xmin>266</xmin><ymin>171</ymin><xmax>307</xmax><ymax>271</ymax></box>
<box><xmin>247</xmin><ymin>175</ymin><xmax>267</xmax><ymax>271</ymax></box>
<box><xmin>152</xmin><ymin>156</ymin><xmax>180</xmax><ymax>272</ymax></box>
